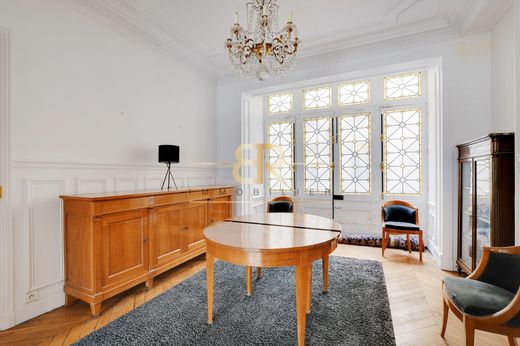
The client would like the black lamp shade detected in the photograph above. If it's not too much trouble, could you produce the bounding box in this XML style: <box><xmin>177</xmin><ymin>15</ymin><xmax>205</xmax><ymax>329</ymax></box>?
<box><xmin>158</xmin><ymin>145</ymin><xmax>179</xmax><ymax>163</ymax></box>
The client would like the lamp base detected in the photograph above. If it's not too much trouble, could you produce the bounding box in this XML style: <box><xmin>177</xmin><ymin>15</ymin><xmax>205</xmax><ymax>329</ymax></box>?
<box><xmin>161</xmin><ymin>162</ymin><xmax>178</xmax><ymax>190</ymax></box>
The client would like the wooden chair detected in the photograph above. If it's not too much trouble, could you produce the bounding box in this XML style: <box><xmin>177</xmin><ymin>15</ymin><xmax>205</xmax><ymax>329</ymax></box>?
<box><xmin>381</xmin><ymin>200</ymin><xmax>423</xmax><ymax>261</ymax></box>
<box><xmin>255</xmin><ymin>196</ymin><xmax>296</xmax><ymax>280</ymax></box>
<box><xmin>441</xmin><ymin>246</ymin><xmax>520</xmax><ymax>346</ymax></box>
<box><xmin>267</xmin><ymin>196</ymin><xmax>295</xmax><ymax>213</ymax></box>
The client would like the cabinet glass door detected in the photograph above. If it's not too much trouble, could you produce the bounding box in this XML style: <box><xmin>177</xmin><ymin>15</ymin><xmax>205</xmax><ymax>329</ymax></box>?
<box><xmin>459</xmin><ymin>160</ymin><xmax>473</xmax><ymax>269</ymax></box>
<box><xmin>475</xmin><ymin>159</ymin><xmax>491</xmax><ymax>267</ymax></box>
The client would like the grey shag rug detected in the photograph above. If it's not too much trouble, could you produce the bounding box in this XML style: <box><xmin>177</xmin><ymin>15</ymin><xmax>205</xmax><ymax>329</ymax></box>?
<box><xmin>75</xmin><ymin>257</ymin><xmax>395</xmax><ymax>346</ymax></box>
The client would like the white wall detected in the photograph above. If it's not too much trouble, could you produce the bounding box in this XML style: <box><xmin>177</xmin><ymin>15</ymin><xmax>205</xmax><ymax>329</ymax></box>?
<box><xmin>0</xmin><ymin>0</ymin><xmax>218</xmax><ymax>328</ymax></box>
<box><xmin>217</xmin><ymin>33</ymin><xmax>494</xmax><ymax>270</ymax></box>
<box><xmin>492</xmin><ymin>7</ymin><xmax>517</xmax><ymax>132</ymax></box>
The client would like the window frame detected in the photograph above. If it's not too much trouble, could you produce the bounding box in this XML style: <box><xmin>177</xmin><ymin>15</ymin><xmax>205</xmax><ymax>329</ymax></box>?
<box><xmin>303</xmin><ymin>86</ymin><xmax>333</xmax><ymax>111</ymax></box>
<box><xmin>267</xmin><ymin>92</ymin><xmax>294</xmax><ymax>114</ymax></box>
<box><xmin>265</xmin><ymin>119</ymin><xmax>296</xmax><ymax>193</ymax></box>
<box><xmin>263</xmin><ymin>69</ymin><xmax>427</xmax><ymax>199</ymax></box>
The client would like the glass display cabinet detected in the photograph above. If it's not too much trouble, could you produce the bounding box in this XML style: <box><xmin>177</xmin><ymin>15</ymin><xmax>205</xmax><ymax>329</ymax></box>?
<box><xmin>456</xmin><ymin>133</ymin><xmax>515</xmax><ymax>275</ymax></box>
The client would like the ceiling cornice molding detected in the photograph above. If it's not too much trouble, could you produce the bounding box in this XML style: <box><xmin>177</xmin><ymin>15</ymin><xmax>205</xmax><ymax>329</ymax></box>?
<box><xmin>59</xmin><ymin>0</ymin><xmax>511</xmax><ymax>79</ymax></box>
<box><xmin>217</xmin><ymin>25</ymin><xmax>460</xmax><ymax>80</ymax></box>
<box><xmin>456</xmin><ymin>0</ymin><xmax>513</xmax><ymax>34</ymax></box>
<box><xmin>59</xmin><ymin>0</ymin><xmax>217</xmax><ymax>78</ymax></box>
<box><xmin>460</xmin><ymin>0</ymin><xmax>494</xmax><ymax>34</ymax></box>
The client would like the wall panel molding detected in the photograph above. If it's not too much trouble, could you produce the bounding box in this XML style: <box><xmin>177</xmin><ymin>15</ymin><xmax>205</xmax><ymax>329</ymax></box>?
<box><xmin>25</xmin><ymin>180</ymin><xmax>66</xmax><ymax>297</ymax></box>
<box><xmin>12</xmin><ymin>159</ymin><xmax>217</xmax><ymax>172</ymax></box>
<box><xmin>76</xmin><ymin>178</ymin><xmax>108</xmax><ymax>194</ymax></box>
<box><xmin>0</xmin><ymin>26</ymin><xmax>14</xmax><ymax>331</ymax></box>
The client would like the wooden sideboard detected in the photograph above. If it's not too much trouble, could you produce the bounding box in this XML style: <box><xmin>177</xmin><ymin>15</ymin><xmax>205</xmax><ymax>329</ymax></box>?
<box><xmin>60</xmin><ymin>186</ymin><xmax>234</xmax><ymax>315</ymax></box>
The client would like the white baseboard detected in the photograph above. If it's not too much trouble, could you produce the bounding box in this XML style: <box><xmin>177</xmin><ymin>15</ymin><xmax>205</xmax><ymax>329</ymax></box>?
<box><xmin>14</xmin><ymin>291</ymin><xmax>64</xmax><ymax>327</ymax></box>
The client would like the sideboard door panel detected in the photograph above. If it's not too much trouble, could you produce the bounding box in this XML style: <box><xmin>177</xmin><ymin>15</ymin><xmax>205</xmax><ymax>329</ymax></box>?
<box><xmin>208</xmin><ymin>196</ymin><xmax>231</xmax><ymax>224</ymax></box>
<box><xmin>100</xmin><ymin>210</ymin><xmax>149</xmax><ymax>288</ymax></box>
<box><xmin>185</xmin><ymin>201</ymin><xmax>208</xmax><ymax>251</ymax></box>
<box><xmin>150</xmin><ymin>203</ymin><xmax>186</xmax><ymax>268</ymax></box>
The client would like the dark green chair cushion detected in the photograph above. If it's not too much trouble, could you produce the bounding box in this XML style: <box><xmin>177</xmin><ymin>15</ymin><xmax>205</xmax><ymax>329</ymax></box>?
<box><xmin>383</xmin><ymin>205</ymin><xmax>416</xmax><ymax>224</ymax></box>
<box><xmin>383</xmin><ymin>221</ymin><xmax>420</xmax><ymax>231</ymax></box>
<box><xmin>444</xmin><ymin>277</ymin><xmax>514</xmax><ymax>316</ymax></box>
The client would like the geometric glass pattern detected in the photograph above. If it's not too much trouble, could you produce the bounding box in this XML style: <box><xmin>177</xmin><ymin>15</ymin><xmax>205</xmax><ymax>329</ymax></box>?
<box><xmin>268</xmin><ymin>93</ymin><xmax>293</xmax><ymax>114</ymax></box>
<box><xmin>338</xmin><ymin>80</ymin><xmax>370</xmax><ymax>106</ymax></box>
<box><xmin>384</xmin><ymin>72</ymin><xmax>421</xmax><ymax>100</ymax></box>
<box><xmin>303</xmin><ymin>87</ymin><xmax>332</xmax><ymax>110</ymax></box>
<box><xmin>267</xmin><ymin>121</ymin><xmax>294</xmax><ymax>191</ymax></box>
<box><xmin>383</xmin><ymin>108</ymin><xmax>422</xmax><ymax>195</ymax></box>
<box><xmin>339</xmin><ymin>113</ymin><xmax>371</xmax><ymax>194</ymax></box>
<box><xmin>304</xmin><ymin>117</ymin><xmax>332</xmax><ymax>193</ymax></box>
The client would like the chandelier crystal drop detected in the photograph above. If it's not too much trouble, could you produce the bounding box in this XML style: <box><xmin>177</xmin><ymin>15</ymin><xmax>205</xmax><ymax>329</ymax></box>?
<box><xmin>225</xmin><ymin>0</ymin><xmax>300</xmax><ymax>81</ymax></box>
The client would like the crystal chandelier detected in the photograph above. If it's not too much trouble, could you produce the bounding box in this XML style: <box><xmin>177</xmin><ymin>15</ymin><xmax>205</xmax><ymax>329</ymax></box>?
<box><xmin>225</xmin><ymin>0</ymin><xmax>300</xmax><ymax>81</ymax></box>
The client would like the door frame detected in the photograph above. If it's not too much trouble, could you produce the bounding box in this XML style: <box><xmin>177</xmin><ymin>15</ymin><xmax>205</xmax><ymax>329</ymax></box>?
<box><xmin>241</xmin><ymin>58</ymin><xmax>446</xmax><ymax>266</ymax></box>
<box><xmin>0</xmin><ymin>26</ymin><xmax>15</xmax><ymax>330</ymax></box>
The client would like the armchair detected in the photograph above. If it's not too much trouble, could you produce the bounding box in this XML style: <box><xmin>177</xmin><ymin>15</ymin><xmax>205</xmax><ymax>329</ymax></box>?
<box><xmin>381</xmin><ymin>200</ymin><xmax>424</xmax><ymax>261</ymax></box>
<box><xmin>441</xmin><ymin>246</ymin><xmax>520</xmax><ymax>346</ymax></box>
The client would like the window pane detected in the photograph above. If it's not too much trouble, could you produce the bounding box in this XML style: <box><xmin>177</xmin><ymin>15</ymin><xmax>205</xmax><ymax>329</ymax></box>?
<box><xmin>339</xmin><ymin>113</ymin><xmax>371</xmax><ymax>194</ymax></box>
<box><xmin>304</xmin><ymin>117</ymin><xmax>332</xmax><ymax>193</ymax></box>
<box><xmin>383</xmin><ymin>108</ymin><xmax>422</xmax><ymax>195</ymax></box>
<box><xmin>303</xmin><ymin>87</ymin><xmax>332</xmax><ymax>110</ymax></box>
<box><xmin>384</xmin><ymin>72</ymin><xmax>421</xmax><ymax>100</ymax></box>
<box><xmin>267</xmin><ymin>121</ymin><xmax>294</xmax><ymax>191</ymax></box>
<box><xmin>338</xmin><ymin>80</ymin><xmax>370</xmax><ymax>106</ymax></box>
<box><xmin>268</xmin><ymin>93</ymin><xmax>292</xmax><ymax>114</ymax></box>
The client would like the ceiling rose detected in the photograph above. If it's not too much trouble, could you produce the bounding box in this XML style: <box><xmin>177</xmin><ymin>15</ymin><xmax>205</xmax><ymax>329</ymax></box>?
<box><xmin>225</xmin><ymin>0</ymin><xmax>300</xmax><ymax>81</ymax></box>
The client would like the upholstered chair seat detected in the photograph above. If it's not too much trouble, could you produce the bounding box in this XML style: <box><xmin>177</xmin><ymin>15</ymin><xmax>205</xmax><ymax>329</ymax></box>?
<box><xmin>383</xmin><ymin>221</ymin><xmax>420</xmax><ymax>231</ymax></box>
<box><xmin>444</xmin><ymin>277</ymin><xmax>515</xmax><ymax>317</ymax></box>
<box><xmin>441</xmin><ymin>246</ymin><xmax>520</xmax><ymax>346</ymax></box>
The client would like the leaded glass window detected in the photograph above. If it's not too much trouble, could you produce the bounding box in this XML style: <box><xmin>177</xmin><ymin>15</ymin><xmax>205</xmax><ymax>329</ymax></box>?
<box><xmin>339</xmin><ymin>113</ymin><xmax>371</xmax><ymax>194</ymax></box>
<box><xmin>383</xmin><ymin>108</ymin><xmax>422</xmax><ymax>195</ymax></box>
<box><xmin>268</xmin><ymin>93</ymin><xmax>293</xmax><ymax>114</ymax></box>
<box><xmin>384</xmin><ymin>72</ymin><xmax>421</xmax><ymax>100</ymax></box>
<box><xmin>303</xmin><ymin>87</ymin><xmax>332</xmax><ymax>110</ymax></box>
<box><xmin>338</xmin><ymin>80</ymin><xmax>370</xmax><ymax>106</ymax></box>
<box><xmin>267</xmin><ymin>121</ymin><xmax>294</xmax><ymax>191</ymax></box>
<box><xmin>304</xmin><ymin>117</ymin><xmax>332</xmax><ymax>193</ymax></box>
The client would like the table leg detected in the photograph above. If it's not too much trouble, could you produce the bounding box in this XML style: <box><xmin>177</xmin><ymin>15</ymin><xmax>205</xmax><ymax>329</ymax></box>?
<box><xmin>206</xmin><ymin>253</ymin><xmax>214</xmax><ymax>324</ymax></box>
<box><xmin>296</xmin><ymin>263</ymin><xmax>309</xmax><ymax>346</ymax></box>
<box><xmin>306</xmin><ymin>264</ymin><xmax>312</xmax><ymax>314</ymax></box>
<box><xmin>322</xmin><ymin>254</ymin><xmax>329</xmax><ymax>294</ymax></box>
<box><xmin>246</xmin><ymin>266</ymin><xmax>253</xmax><ymax>296</ymax></box>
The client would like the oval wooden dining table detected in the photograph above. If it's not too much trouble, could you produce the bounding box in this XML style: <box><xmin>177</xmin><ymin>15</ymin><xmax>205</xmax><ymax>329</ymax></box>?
<box><xmin>204</xmin><ymin>214</ymin><xmax>341</xmax><ymax>346</ymax></box>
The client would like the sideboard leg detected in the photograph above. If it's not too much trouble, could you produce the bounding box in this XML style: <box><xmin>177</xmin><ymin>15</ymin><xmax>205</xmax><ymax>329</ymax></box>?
<box><xmin>90</xmin><ymin>302</ymin><xmax>102</xmax><ymax>316</ymax></box>
<box><xmin>145</xmin><ymin>278</ymin><xmax>154</xmax><ymax>291</ymax></box>
<box><xmin>64</xmin><ymin>294</ymin><xmax>77</xmax><ymax>307</ymax></box>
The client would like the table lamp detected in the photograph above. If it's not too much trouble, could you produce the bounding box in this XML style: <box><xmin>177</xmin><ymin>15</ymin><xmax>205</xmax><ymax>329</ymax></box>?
<box><xmin>159</xmin><ymin>145</ymin><xmax>179</xmax><ymax>190</ymax></box>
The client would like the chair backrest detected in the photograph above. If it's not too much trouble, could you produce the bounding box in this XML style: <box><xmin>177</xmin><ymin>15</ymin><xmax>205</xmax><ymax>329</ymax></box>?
<box><xmin>267</xmin><ymin>196</ymin><xmax>294</xmax><ymax>213</ymax></box>
<box><xmin>381</xmin><ymin>200</ymin><xmax>418</xmax><ymax>225</ymax></box>
<box><xmin>477</xmin><ymin>247</ymin><xmax>520</xmax><ymax>294</ymax></box>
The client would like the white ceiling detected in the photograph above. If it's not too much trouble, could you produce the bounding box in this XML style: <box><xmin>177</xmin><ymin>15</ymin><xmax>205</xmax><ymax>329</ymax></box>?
<box><xmin>64</xmin><ymin>0</ymin><xmax>513</xmax><ymax>76</ymax></box>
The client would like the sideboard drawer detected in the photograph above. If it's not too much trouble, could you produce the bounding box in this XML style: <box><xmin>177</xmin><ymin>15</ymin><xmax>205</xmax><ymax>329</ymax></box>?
<box><xmin>95</xmin><ymin>197</ymin><xmax>151</xmax><ymax>215</ymax></box>
<box><xmin>154</xmin><ymin>192</ymin><xmax>190</xmax><ymax>206</ymax></box>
